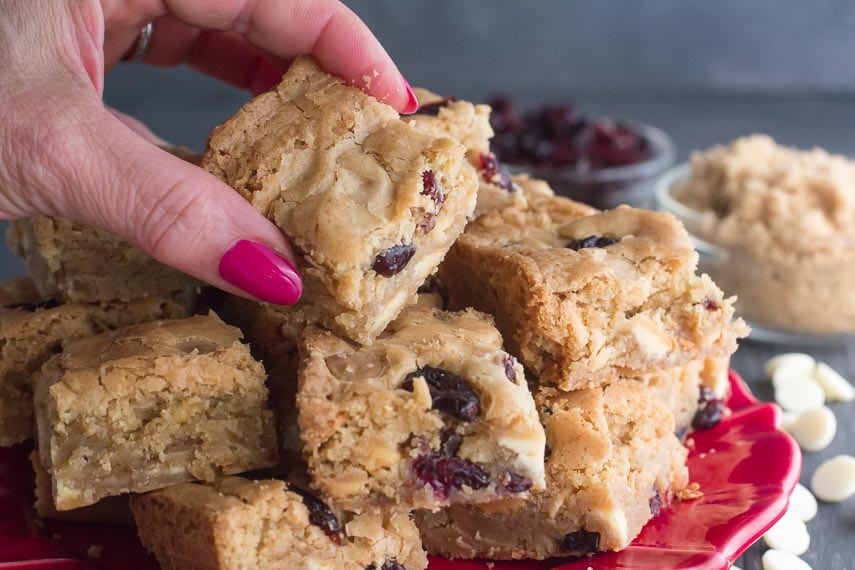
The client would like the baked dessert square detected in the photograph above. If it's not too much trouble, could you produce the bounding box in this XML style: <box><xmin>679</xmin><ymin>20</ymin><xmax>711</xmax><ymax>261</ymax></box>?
<box><xmin>33</xmin><ymin>314</ymin><xmax>277</xmax><ymax>510</ymax></box>
<box><xmin>202</xmin><ymin>57</ymin><xmax>478</xmax><ymax>344</ymax></box>
<box><xmin>7</xmin><ymin>215</ymin><xmax>199</xmax><ymax>303</ymax></box>
<box><xmin>409</xmin><ymin>88</ymin><xmax>527</xmax><ymax>217</ymax></box>
<box><xmin>296</xmin><ymin>303</ymin><xmax>546</xmax><ymax>511</ymax></box>
<box><xmin>31</xmin><ymin>451</ymin><xmax>133</xmax><ymax>525</ymax></box>
<box><xmin>439</xmin><ymin>198</ymin><xmax>748</xmax><ymax>390</ymax></box>
<box><xmin>131</xmin><ymin>477</ymin><xmax>427</xmax><ymax>570</ymax></box>
<box><xmin>0</xmin><ymin>279</ymin><xmax>185</xmax><ymax>446</ymax></box>
<box><xmin>415</xmin><ymin>379</ymin><xmax>689</xmax><ymax>560</ymax></box>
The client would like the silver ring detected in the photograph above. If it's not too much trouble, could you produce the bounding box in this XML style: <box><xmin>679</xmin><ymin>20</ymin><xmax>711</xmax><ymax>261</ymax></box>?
<box><xmin>123</xmin><ymin>22</ymin><xmax>154</xmax><ymax>63</ymax></box>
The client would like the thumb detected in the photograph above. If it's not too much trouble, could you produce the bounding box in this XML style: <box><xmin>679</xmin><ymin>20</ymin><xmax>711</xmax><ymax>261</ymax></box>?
<box><xmin>46</xmin><ymin>108</ymin><xmax>302</xmax><ymax>305</ymax></box>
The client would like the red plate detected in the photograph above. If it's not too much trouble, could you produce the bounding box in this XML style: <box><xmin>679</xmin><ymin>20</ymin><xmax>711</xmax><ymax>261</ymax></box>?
<box><xmin>0</xmin><ymin>371</ymin><xmax>800</xmax><ymax>570</ymax></box>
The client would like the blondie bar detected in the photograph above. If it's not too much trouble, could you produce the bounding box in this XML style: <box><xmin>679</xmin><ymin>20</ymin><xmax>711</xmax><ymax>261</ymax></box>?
<box><xmin>202</xmin><ymin>57</ymin><xmax>478</xmax><ymax>344</ymax></box>
<box><xmin>416</xmin><ymin>379</ymin><xmax>689</xmax><ymax>559</ymax></box>
<box><xmin>440</xmin><ymin>198</ymin><xmax>748</xmax><ymax>390</ymax></box>
<box><xmin>0</xmin><ymin>280</ymin><xmax>185</xmax><ymax>445</ymax></box>
<box><xmin>31</xmin><ymin>451</ymin><xmax>133</xmax><ymax>525</ymax></box>
<box><xmin>131</xmin><ymin>477</ymin><xmax>427</xmax><ymax>570</ymax></box>
<box><xmin>33</xmin><ymin>314</ymin><xmax>277</xmax><ymax>510</ymax></box>
<box><xmin>409</xmin><ymin>88</ymin><xmax>527</xmax><ymax>217</ymax></box>
<box><xmin>7</xmin><ymin>215</ymin><xmax>199</xmax><ymax>303</ymax></box>
<box><xmin>297</xmin><ymin>304</ymin><xmax>546</xmax><ymax>511</ymax></box>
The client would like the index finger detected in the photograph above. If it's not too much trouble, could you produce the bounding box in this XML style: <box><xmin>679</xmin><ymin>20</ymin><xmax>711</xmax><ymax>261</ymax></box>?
<box><xmin>160</xmin><ymin>0</ymin><xmax>417</xmax><ymax>112</ymax></box>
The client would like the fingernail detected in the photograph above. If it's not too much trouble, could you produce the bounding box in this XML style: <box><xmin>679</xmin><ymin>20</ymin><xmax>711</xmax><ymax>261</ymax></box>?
<box><xmin>402</xmin><ymin>77</ymin><xmax>419</xmax><ymax>115</ymax></box>
<box><xmin>219</xmin><ymin>240</ymin><xmax>302</xmax><ymax>305</ymax></box>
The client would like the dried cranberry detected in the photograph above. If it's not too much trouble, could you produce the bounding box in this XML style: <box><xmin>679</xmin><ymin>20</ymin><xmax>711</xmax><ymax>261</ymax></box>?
<box><xmin>412</xmin><ymin>454</ymin><xmax>490</xmax><ymax>500</ymax></box>
<box><xmin>649</xmin><ymin>488</ymin><xmax>663</xmax><ymax>517</ymax></box>
<box><xmin>439</xmin><ymin>430</ymin><xmax>462</xmax><ymax>457</ymax></box>
<box><xmin>500</xmin><ymin>470</ymin><xmax>533</xmax><ymax>493</ymax></box>
<box><xmin>704</xmin><ymin>299</ymin><xmax>720</xmax><ymax>311</ymax></box>
<box><xmin>502</xmin><ymin>354</ymin><xmax>518</xmax><ymax>382</ymax></box>
<box><xmin>585</xmin><ymin>120</ymin><xmax>649</xmax><ymax>168</ymax></box>
<box><xmin>401</xmin><ymin>366</ymin><xmax>480</xmax><ymax>421</ymax></box>
<box><xmin>4</xmin><ymin>298</ymin><xmax>59</xmax><ymax>312</ymax></box>
<box><xmin>567</xmin><ymin>235</ymin><xmax>620</xmax><ymax>251</ymax></box>
<box><xmin>692</xmin><ymin>399</ymin><xmax>725</xmax><ymax>430</ymax></box>
<box><xmin>487</xmin><ymin>96</ymin><xmax>523</xmax><ymax>133</ymax></box>
<box><xmin>413</xmin><ymin>97</ymin><xmax>456</xmax><ymax>116</ymax></box>
<box><xmin>366</xmin><ymin>560</ymin><xmax>405</xmax><ymax>570</ymax></box>
<box><xmin>292</xmin><ymin>488</ymin><xmax>341</xmax><ymax>544</ymax></box>
<box><xmin>372</xmin><ymin>244</ymin><xmax>415</xmax><ymax>277</ymax></box>
<box><xmin>487</xmin><ymin>96</ymin><xmax>651</xmax><ymax>170</ymax></box>
<box><xmin>562</xmin><ymin>529</ymin><xmax>601</xmax><ymax>554</ymax></box>
<box><xmin>421</xmin><ymin>170</ymin><xmax>445</xmax><ymax>207</ymax></box>
<box><xmin>692</xmin><ymin>387</ymin><xmax>726</xmax><ymax>430</ymax></box>
<box><xmin>478</xmin><ymin>153</ymin><xmax>516</xmax><ymax>192</ymax></box>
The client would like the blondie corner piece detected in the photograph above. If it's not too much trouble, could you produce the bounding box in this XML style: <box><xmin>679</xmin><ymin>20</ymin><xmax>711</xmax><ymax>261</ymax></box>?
<box><xmin>6</xmin><ymin>215</ymin><xmax>199</xmax><ymax>303</ymax></box>
<box><xmin>440</xmin><ymin>199</ymin><xmax>749</xmax><ymax>390</ymax></box>
<box><xmin>201</xmin><ymin>57</ymin><xmax>478</xmax><ymax>345</ymax></box>
<box><xmin>0</xmin><ymin>278</ymin><xmax>185</xmax><ymax>446</ymax></box>
<box><xmin>33</xmin><ymin>314</ymin><xmax>277</xmax><ymax>510</ymax></box>
<box><xmin>416</xmin><ymin>380</ymin><xmax>689</xmax><ymax>560</ymax></box>
<box><xmin>131</xmin><ymin>477</ymin><xmax>427</xmax><ymax>570</ymax></box>
<box><xmin>297</xmin><ymin>303</ymin><xmax>546</xmax><ymax>512</ymax></box>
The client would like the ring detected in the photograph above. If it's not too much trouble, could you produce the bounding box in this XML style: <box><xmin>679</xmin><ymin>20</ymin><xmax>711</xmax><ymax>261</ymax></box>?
<box><xmin>122</xmin><ymin>22</ymin><xmax>154</xmax><ymax>63</ymax></box>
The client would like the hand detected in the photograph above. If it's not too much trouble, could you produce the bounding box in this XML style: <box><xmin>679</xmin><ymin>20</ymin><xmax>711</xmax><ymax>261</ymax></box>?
<box><xmin>0</xmin><ymin>0</ymin><xmax>418</xmax><ymax>304</ymax></box>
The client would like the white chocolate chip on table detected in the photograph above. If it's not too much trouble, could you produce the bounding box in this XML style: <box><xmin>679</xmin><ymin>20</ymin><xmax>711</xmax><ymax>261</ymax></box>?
<box><xmin>813</xmin><ymin>362</ymin><xmax>855</xmax><ymax>402</ymax></box>
<box><xmin>786</xmin><ymin>406</ymin><xmax>837</xmax><ymax>452</ymax></box>
<box><xmin>788</xmin><ymin>483</ymin><xmax>817</xmax><ymax>522</ymax></box>
<box><xmin>810</xmin><ymin>455</ymin><xmax>855</xmax><ymax>503</ymax></box>
<box><xmin>765</xmin><ymin>353</ymin><xmax>816</xmax><ymax>378</ymax></box>
<box><xmin>774</xmin><ymin>379</ymin><xmax>825</xmax><ymax>413</ymax></box>
<box><xmin>762</xmin><ymin>512</ymin><xmax>810</xmax><ymax>555</ymax></box>
<box><xmin>761</xmin><ymin>549</ymin><xmax>813</xmax><ymax>570</ymax></box>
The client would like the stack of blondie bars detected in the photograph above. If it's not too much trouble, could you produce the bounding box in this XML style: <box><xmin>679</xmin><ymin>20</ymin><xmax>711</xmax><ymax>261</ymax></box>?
<box><xmin>0</xmin><ymin>57</ymin><xmax>747</xmax><ymax>569</ymax></box>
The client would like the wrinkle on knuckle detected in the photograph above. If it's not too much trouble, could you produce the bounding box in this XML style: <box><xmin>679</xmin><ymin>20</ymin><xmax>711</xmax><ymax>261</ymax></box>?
<box><xmin>133</xmin><ymin>174</ymin><xmax>215</xmax><ymax>261</ymax></box>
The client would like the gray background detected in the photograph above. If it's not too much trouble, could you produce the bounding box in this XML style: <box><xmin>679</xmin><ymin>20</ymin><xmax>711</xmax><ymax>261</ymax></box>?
<box><xmin>2</xmin><ymin>2</ymin><xmax>855</xmax><ymax>569</ymax></box>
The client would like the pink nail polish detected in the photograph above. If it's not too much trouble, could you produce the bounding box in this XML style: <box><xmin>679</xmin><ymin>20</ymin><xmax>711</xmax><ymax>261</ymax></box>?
<box><xmin>402</xmin><ymin>78</ymin><xmax>419</xmax><ymax>115</ymax></box>
<box><xmin>219</xmin><ymin>240</ymin><xmax>302</xmax><ymax>305</ymax></box>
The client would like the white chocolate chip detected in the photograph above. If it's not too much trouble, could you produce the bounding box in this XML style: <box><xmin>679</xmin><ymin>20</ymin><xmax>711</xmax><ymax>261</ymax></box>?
<box><xmin>765</xmin><ymin>353</ymin><xmax>815</xmax><ymax>378</ymax></box>
<box><xmin>772</xmin><ymin>366</ymin><xmax>814</xmax><ymax>390</ymax></box>
<box><xmin>788</xmin><ymin>483</ymin><xmax>818</xmax><ymax>522</ymax></box>
<box><xmin>812</xmin><ymin>362</ymin><xmax>855</xmax><ymax>402</ymax></box>
<box><xmin>786</xmin><ymin>406</ymin><xmax>837</xmax><ymax>452</ymax></box>
<box><xmin>774</xmin><ymin>379</ymin><xmax>825</xmax><ymax>412</ymax></box>
<box><xmin>761</xmin><ymin>549</ymin><xmax>812</xmax><ymax>570</ymax></box>
<box><xmin>762</xmin><ymin>512</ymin><xmax>810</xmax><ymax>555</ymax></box>
<box><xmin>781</xmin><ymin>411</ymin><xmax>800</xmax><ymax>431</ymax></box>
<box><xmin>810</xmin><ymin>454</ymin><xmax>855</xmax><ymax>503</ymax></box>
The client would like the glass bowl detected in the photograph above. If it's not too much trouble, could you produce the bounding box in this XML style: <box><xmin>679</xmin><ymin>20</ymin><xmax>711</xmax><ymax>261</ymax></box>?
<box><xmin>656</xmin><ymin>163</ymin><xmax>855</xmax><ymax>346</ymax></box>
<box><xmin>509</xmin><ymin>120</ymin><xmax>675</xmax><ymax>210</ymax></box>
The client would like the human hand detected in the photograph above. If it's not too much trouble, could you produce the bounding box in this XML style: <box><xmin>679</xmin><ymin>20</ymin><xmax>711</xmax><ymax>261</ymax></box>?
<box><xmin>0</xmin><ymin>0</ymin><xmax>418</xmax><ymax>304</ymax></box>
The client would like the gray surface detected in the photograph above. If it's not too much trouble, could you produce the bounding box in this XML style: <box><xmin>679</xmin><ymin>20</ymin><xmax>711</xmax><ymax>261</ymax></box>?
<box><xmin>346</xmin><ymin>0</ymin><xmax>855</xmax><ymax>94</ymax></box>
